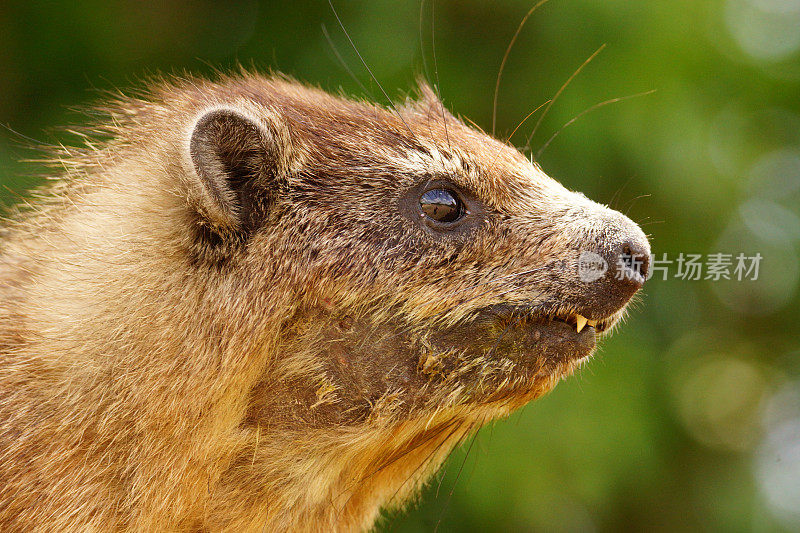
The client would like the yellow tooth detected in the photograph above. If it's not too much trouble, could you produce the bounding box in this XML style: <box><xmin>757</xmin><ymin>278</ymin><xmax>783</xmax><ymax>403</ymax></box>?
<box><xmin>576</xmin><ymin>315</ymin><xmax>588</xmax><ymax>333</ymax></box>
<box><xmin>587</xmin><ymin>319</ymin><xmax>597</xmax><ymax>327</ymax></box>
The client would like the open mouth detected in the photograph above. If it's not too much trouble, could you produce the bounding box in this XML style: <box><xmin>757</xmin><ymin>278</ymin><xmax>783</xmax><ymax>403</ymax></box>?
<box><xmin>301</xmin><ymin>299</ymin><xmax>631</xmax><ymax>415</ymax></box>
<box><xmin>488</xmin><ymin>304</ymin><xmax>620</xmax><ymax>336</ymax></box>
<box><xmin>541</xmin><ymin>309</ymin><xmax>619</xmax><ymax>335</ymax></box>
<box><xmin>406</xmin><ymin>303</ymin><xmax>629</xmax><ymax>402</ymax></box>
<box><xmin>469</xmin><ymin>304</ymin><xmax>626</xmax><ymax>371</ymax></box>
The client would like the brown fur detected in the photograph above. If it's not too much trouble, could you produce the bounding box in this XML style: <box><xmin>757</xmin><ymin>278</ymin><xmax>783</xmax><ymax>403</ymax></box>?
<box><xmin>0</xmin><ymin>73</ymin><xmax>648</xmax><ymax>531</ymax></box>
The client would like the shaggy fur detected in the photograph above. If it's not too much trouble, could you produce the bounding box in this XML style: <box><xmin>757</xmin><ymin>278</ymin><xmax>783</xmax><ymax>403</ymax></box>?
<box><xmin>0</xmin><ymin>73</ymin><xmax>648</xmax><ymax>531</ymax></box>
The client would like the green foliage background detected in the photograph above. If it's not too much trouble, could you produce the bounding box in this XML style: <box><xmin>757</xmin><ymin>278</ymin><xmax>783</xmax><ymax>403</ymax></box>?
<box><xmin>2</xmin><ymin>1</ymin><xmax>799</xmax><ymax>531</ymax></box>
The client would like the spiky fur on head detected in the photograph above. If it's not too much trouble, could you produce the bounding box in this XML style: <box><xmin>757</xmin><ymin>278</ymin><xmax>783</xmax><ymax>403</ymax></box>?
<box><xmin>0</xmin><ymin>72</ymin><xmax>648</xmax><ymax>531</ymax></box>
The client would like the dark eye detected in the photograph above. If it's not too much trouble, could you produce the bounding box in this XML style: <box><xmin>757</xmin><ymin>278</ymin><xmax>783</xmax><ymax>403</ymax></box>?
<box><xmin>420</xmin><ymin>188</ymin><xmax>464</xmax><ymax>223</ymax></box>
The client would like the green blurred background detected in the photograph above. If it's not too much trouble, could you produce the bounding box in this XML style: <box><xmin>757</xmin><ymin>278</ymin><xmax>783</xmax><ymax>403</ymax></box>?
<box><xmin>1</xmin><ymin>0</ymin><xmax>799</xmax><ymax>531</ymax></box>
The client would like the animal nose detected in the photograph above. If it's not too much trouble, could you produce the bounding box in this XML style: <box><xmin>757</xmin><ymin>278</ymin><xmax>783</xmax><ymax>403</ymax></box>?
<box><xmin>610</xmin><ymin>238</ymin><xmax>650</xmax><ymax>289</ymax></box>
<box><xmin>575</xmin><ymin>212</ymin><xmax>650</xmax><ymax>317</ymax></box>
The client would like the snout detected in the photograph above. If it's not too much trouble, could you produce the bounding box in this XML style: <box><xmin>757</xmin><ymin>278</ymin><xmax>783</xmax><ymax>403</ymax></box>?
<box><xmin>574</xmin><ymin>209</ymin><xmax>651</xmax><ymax>319</ymax></box>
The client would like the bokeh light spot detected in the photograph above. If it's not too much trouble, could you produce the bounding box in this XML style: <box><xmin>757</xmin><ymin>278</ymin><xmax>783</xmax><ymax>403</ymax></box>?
<box><xmin>725</xmin><ymin>0</ymin><xmax>800</xmax><ymax>61</ymax></box>
<box><xmin>671</xmin><ymin>351</ymin><xmax>768</xmax><ymax>452</ymax></box>
<box><xmin>756</xmin><ymin>381</ymin><xmax>800</xmax><ymax>529</ymax></box>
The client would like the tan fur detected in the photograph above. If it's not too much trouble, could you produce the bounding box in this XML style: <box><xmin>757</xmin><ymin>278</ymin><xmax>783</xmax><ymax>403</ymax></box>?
<box><xmin>0</xmin><ymin>73</ymin><xmax>648</xmax><ymax>531</ymax></box>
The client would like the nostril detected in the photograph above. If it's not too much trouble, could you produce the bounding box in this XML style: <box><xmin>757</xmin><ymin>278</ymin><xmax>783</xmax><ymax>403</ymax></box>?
<box><xmin>620</xmin><ymin>242</ymin><xmax>650</xmax><ymax>280</ymax></box>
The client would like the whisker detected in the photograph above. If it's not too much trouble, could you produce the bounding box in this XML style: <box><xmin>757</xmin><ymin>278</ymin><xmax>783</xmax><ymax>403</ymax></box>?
<box><xmin>534</xmin><ymin>90</ymin><xmax>656</xmax><ymax>160</ymax></box>
<box><xmin>385</xmin><ymin>419</ymin><xmax>467</xmax><ymax>507</ymax></box>
<box><xmin>430</xmin><ymin>0</ymin><xmax>451</xmax><ymax>152</ymax></box>
<box><xmin>609</xmin><ymin>174</ymin><xmax>636</xmax><ymax>211</ymax></box>
<box><xmin>0</xmin><ymin>123</ymin><xmax>58</xmax><ymax>150</ymax></box>
<box><xmin>504</xmin><ymin>99</ymin><xmax>551</xmax><ymax>145</ymax></box>
<box><xmin>492</xmin><ymin>0</ymin><xmax>551</xmax><ymax>137</ymax></box>
<box><xmin>624</xmin><ymin>193</ymin><xmax>652</xmax><ymax>216</ymax></box>
<box><xmin>321</xmin><ymin>23</ymin><xmax>371</xmax><ymax>97</ymax></box>
<box><xmin>487</xmin><ymin>99</ymin><xmax>550</xmax><ymax>173</ymax></box>
<box><xmin>638</xmin><ymin>219</ymin><xmax>665</xmax><ymax>227</ymax></box>
<box><xmin>419</xmin><ymin>0</ymin><xmax>431</xmax><ymax>84</ymax></box>
<box><xmin>327</xmin><ymin>0</ymin><xmax>420</xmax><ymax>143</ymax></box>
<box><xmin>333</xmin><ymin>417</ymin><xmax>464</xmax><ymax>519</ymax></box>
<box><xmin>524</xmin><ymin>44</ymin><xmax>606</xmax><ymax>153</ymax></box>
<box><xmin>433</xmin><ymin>418</ymin><xmax>482</xmax><ymax>533</ymax></box>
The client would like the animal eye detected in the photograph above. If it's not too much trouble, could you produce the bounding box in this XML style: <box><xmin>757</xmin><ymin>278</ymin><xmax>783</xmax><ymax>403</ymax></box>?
<box><xmin>420</xmin><ymin>189</ymin><xmax>464</xmax><ymax>223</ymax></box>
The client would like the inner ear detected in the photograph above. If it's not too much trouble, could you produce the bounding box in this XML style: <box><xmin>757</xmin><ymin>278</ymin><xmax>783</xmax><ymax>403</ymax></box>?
<box><xmin>189</xmin><ymin>109</ymin><xmax>278</xmax><ymax>235</ymax></box>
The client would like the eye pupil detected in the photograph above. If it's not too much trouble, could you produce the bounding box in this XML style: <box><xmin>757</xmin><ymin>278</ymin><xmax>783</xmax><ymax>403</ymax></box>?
<box><xmin>420</xmin><ymin>189</ymin><xmax>463</xmax><ymax>223</ymax></box>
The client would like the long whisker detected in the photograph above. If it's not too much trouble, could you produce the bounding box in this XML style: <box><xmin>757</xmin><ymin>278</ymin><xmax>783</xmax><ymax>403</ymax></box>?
<box><xmin>487</xmin><ymin>99</ymin><xmax>550</xmax><ymax>173</ymax></box>
<box><xmin>433</xmin><ymin>418</ymin><xmax>483</xmax><ymax>533</ymax></box>
<box><xmin>624</xmin><ymin>193</ymin><xmax>651</xmax><ymax>216</ymax></box>
<box><xmin>0</xmin><ymin>122</ymin><xmax>67</xmax><ymax>152</ymax></box>
<box><xmin>492</xmin><ymin>0</ymin><xmax>551</xmax><ymax>136</ymax></box>
<box><xmin>334</xmin><ymin>417</ymin><xmax>464</xmax><ymax>517</ymax></box>
<box><xmin>524</xmin><ymin>44</ymin><xmax>606</xmax><ymax>153</ymax></box>
<box><xmin>638</xmin><ymin>219</ymin><xmax>665</xmax><ymax>227</ymax></box>
<box><xmin>609</xmin><ymin>174</ymin><xmax>636</xmax><ymax>210</ymax></box>
<box><xmin>385</xmin><ymin>420</ymin><xmax>467</xmax><ymax>507</ymax></box>
<box><xmin>321</xmin><ymin>23</ymin><xmax>371</xmax><ymax>97</ymax></box>
<box><xmin>419</xmin><ymin>0</ymin><xmax>431</xmax><ymax>84</ymax></box>
<box><xmin>504</xmin><ymin>99</ymin><xmax>551</xmax><ymax>145</ymax></box>
<box><xmin>430</xmin><ymin>0</ymin><xmax>451</xmax><ymax>152</ymax></box>
<box><xmin>534</xmin><ymin>90</ymin><xmax>656</xmax><ymax>160</ymax></box>
<box><xmin>327</xmin><ymin>0</ymin><xmax>420</xmax><ymax>142</ymax></box>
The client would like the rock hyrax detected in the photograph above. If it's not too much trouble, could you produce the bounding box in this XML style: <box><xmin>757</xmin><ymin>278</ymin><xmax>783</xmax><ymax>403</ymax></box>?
<box><xmin>0</xmin><ymin>74</ymin><xmax>650</xmax><ymax>531</ymax></box>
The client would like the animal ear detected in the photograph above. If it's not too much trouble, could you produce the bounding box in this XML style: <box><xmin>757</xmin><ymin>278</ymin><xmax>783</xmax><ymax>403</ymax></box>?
<box><xmin>189</xmin><ymin>108</ymin><xmax>282</xmax><ymax>236</ymax></box>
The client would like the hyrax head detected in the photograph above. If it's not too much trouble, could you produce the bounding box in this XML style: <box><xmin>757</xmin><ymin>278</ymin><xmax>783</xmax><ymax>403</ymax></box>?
<box><xmin>179</xmin><ymin>76</ymin><xmax>649</xmax><ymax>422</ymax></box>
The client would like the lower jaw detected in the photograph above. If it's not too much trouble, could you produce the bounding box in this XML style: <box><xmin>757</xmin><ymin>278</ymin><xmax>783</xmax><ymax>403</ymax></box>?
<box><xmin>476</xmin><ymin>318</ymin><xmax>597</xmax><ymax>371</ymax></box>
<box><xmin>253</xmin><ymin>307</ymin><xmax>605</xmax><ymax>434</ymax></box>
<box><xmin>426</xmin><ymin>318</ymin><xmax>599</xmax><ymax>405</ymax></box>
